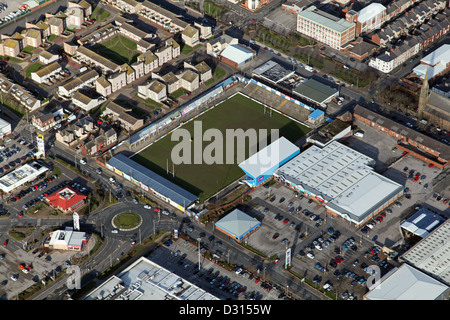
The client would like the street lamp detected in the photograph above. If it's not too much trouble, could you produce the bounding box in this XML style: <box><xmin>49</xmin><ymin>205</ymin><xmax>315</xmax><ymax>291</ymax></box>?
<box><xmin>197</xmin><ymin>238</ymin><xmax>201</xmax><ymax>271</ymax></box>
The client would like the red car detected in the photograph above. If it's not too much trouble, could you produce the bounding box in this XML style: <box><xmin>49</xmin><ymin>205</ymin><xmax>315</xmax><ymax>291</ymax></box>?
<box><xmin>130</xmin><ymin>241</ymin><xmax>136</xmax><ymax>247</ymax></box>
<box><xmin>154</xmin><ymin>208</ymin><xmax>161</xmax><ymax>213</ymax></box>
<box><xmin>413</xmin><ymin>177</ymin><xmax>419</xmax><ymax>182</ymax></box>
<box><xmin>274</xmin><ymin>258</ymin><xmax>280</xmax><ymax>264</ymax></box>
<box><xmin>428</xmin><ymin>163</ymin><xmax>434</xmax><ymax>168</ymax></box>
<box><xmin>272</xmin><ymin>233</ymin><xmax>280</xmax><ymax>240</ymax></box>
<box><xmin>333</xmin><ymin>256</ymin><xmax>343</xmax><ymax>264</ymax></box>
<box><xmin>3</xmin><ymin>240</ymin><xmax>7</xmax><ymax>247</ymax></box>
<box><xmin>17</xmin><ymin>211</ymin><xmax>23</xmax><ymax>218</ymax></box>
<box><xmin>249</xmin><ymin>19</ymin><xmax>255</xmax><ymax>23</ymax></box>
<box><xmin>380</xmin><ymin>212</ymin><xmax>386</xmax><ymax>218</ymax></box>
<box><xmin>376</xmin><ymin>216</ymin><xmax>383</xmax><ymax>223</ymax></box>
<box><xmin>283</xmin><ymin>218</ymin><xmax>289</xmax><ymax>224</ymax></box>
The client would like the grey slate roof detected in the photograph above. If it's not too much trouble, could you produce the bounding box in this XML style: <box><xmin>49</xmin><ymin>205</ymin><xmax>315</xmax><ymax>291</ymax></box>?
<box><xmin>108</xmin><ymin>153</ymin><xmax>198</xmax><ymax>207</ymax></box>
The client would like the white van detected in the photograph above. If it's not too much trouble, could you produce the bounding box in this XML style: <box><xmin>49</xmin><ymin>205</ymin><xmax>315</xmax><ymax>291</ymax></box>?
<box><xmin>354</xmin><ymin>131</ymin><xmax>364</xmax><ymax>138</ymax></box>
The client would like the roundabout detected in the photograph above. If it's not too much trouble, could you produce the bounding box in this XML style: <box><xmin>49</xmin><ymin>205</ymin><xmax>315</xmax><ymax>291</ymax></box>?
<box><xmin>111</xmin><ymin>211</ymin><xmax>143</xmax><ymax>231</ymax></box>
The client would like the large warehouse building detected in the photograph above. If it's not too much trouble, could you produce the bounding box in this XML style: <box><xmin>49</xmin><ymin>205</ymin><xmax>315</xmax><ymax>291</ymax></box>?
<box><xmin>84</xmin><ymin>256</ymin><xmax>219</xmax><ymax>300</ymax></box>
<box><xmin>274</xmin><ymin>140</ymin><xmax>404</xmax><ymax>226</ymax></box>
<box><xmin>399</xmin><ymin>219</ymin><xmax>450</xmax><ymax>287</ymax></box>
<box><xmin>238</xmin><ymin>136</ymin><xmax>300</xmax><ymax>187</ymax></box>
<box><xmin>364</xmin><ymin>263</ymin><xmax>449</xmax><ymax>300</ymax></box>
<box><xmin>107</xmin><ymin>154</ymin><xmax>198</xmax><ymax>212</ymax></box>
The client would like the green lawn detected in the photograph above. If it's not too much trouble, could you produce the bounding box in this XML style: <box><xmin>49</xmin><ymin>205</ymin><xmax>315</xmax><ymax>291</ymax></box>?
<box><xmin>90</xmin><ymin>5</ymin><xmax>111</xmax><ymax>22</ymax></box>
<box><xmin>181</xmin><ymin>43</ymin><xmax>202</xmax><ymax>55</ymax></box>
<box><xmin>25</xmin><ymin>62</ymin><xmax>43</xmax><ymax>78</ymax></box>
<box><xmin>95</xmin><ymin>35</ymin><xmax>139</xmax><ymax>65</ymax></box>
<box><xmin>132</xmin><ymin>93</ymin><xmax>310</xmax><ymax>202</ymax></box>
<box><xmin>170</xmin><ymin>88</ymin><xmax>189</xmax><ymax>100</ymax></box>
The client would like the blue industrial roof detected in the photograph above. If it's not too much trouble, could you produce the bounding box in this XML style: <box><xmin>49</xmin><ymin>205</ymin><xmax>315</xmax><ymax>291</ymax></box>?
<box><xmin>309</xmin><ymin>109</ymin><xmax>325</xmax><ymax>120</ymax></box>
<box><xmin>108</xmin><ymin>154</ymin><xmax>198</xmax><ymax>208</ymax></box>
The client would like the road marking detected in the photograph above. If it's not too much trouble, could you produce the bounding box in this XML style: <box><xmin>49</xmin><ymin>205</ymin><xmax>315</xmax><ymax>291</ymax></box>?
<box><xmin>277</xmin><ymin>99</ymin><xmax>288</xmax><ymax>110</ymax></box>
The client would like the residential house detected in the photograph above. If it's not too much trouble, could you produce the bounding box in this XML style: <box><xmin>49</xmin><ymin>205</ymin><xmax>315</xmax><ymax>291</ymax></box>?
<box><xmin>0</xmin><ymin>74</ymin><xmax>41</xmax><ymax>111</ymax></box>
<box><xmin>65</xmin><ymin>6</ymin><xmax>85</xmax><ymax>29</ymax></box>
<box><xmin>74</xmin><ymin>46</ymin><xmax>121</xmax><ymax>74</ymax></box>
<box><xmin>47</xmin><ymin>17</ymin><xmax>65</xmax><ymax>36</ymax></box>
<box><xmin>58</xmin><ymin>69</ymin><xmax>99</xmax><ymax>97</ymax></box>
<box><xmin>34</xmin><ymin>21</ymin><xmax>51</xmax><ymax>39</ymax></box>
<box><xmin>155</xmin><ymin>45</ymin><xmax>173</xmax><ymax>66</ymax></box>
<box><xmin>72</xmin><ymin>91</ymin><xmax>105</xmax><ymax>112</ymax></box>
<box><xmin>39</xmin><ymin>49</ymin><xmax>59</xmax><ymax>64</ymax></box>
<box><xmin>120</xmin><ymin>64</ymin><xmax>136</xmax><ymax>84</ymax></box>
<box><xmin>95</xmin><ymin>76</ymin><xmax>112</xmax><ymax>97</ymax></box>
<box><xmin>55</xmin><ymin>116</ymin><xmax>95</xmax><ymax>145</ymax></box>
<box><xmin>131</xmin><ymin>61</ymin><xmax>145</xmax><ymax>80</ymax></box>
<box><xmin>181</xmin><ymin>25</ymin><xmax>199</xmax><ymax>47</ymax></box>
<box><xmin>79</xmin><ymin>127</ymin><xmax>117</xmax><ymax>156</ymax></box>
<box><xmin>194</xmin><ymin>22</ymin><xmax>212</xmax><ymax>40</ymax></box>
<box><xmin>166</xmin><ymin>38</ymin><xmax>180</xmax><ymax>58</ymax></box>
<box><xmin>68</xmin><ymin>0</ymin><xmax>92</xmax><ymax>17</ymax></box>
<box><xmin>178</xmin><ymin>69</ymin><xmax>199</xmax><ymax>92</ymax></box>
<box><xmin>31</xmin><ymin>61</ymin><xmax>62</xmax><ymax>84</ymax></box>
<box><xmin>102</xmin><ymin>101</ymin><xmax>144</xmax><ymax>132</ymax></box>
<box><xmin>156</xmin><ymin>71</ymin><xmax>180</xmax><ymax>94</ymax></box>
<box><xmin>137</xmin><ymin>50</ymin><xmax>159</xmax><ymax>75</ymax></box>
<box><xmin>32</xmin><ymin>110</ymin><xmax>57</xmax><ymax>132</ymax></box>
<box><xmin>63</xmin><ymin>42</ymin><xmax>78</xmax><ymax>55</ymax></box>
<box><xmin>138</xmin><ymin>0</ymin><xmax>188</xmax><ymax>34</ymax></box>
<box><xmin>23</xmin><ymin>29</ymin><xmax>42</xmax><ymax>48</ymax></box>
<box><xmin>138</xmin><ymin>79</ymin><xmax>167</xmax><ymax>102</ymax></box>
<box><xmin>0</xmin><ymin>39</ymin><xmax>20</xmax><ymax>57</ymax></box>
<box><xmin>114</xmin><ymin>0</ymin><xmax>139</xmax><ymax>13</ymax></box>
<box><xmin>184</xmin><ymin>60</ymin><xmax>213</xmax><ymax>83</ymax></box>
<box><xmin>108</xmin><ymin>71</ymin><xmax>127</xmax><ymax>93</ymax></box>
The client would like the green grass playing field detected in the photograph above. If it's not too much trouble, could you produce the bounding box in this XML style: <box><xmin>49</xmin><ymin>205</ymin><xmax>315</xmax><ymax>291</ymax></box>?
<box><xmin>132</xmin><ymin>93</ymin><xmax>310</xmax><ymax>202</ymax></box>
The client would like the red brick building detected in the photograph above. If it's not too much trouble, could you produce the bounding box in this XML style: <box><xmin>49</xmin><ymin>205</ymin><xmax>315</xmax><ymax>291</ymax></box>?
<box><xmin>353</xmin><ymin>105</ymin><xmax>450</xmax><ymax>168</ymax></box>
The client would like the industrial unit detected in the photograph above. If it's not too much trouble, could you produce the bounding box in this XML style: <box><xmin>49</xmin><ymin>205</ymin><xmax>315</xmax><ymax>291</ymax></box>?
<box><xmin>274</xmin><ymin>140</ymin><xmax>404</xmax><ymax>226</ymax></box>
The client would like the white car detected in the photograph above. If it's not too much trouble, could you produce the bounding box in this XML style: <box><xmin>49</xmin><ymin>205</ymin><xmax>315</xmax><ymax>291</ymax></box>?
<box><xmin>307</xmin><ymin>252</ymin><xmax>315</xmax><ymax>259</ymax></box>
<box><xmin>109</xmin><ymin>177</ymin><xmax>116</xmax><ymax>183</ymax></box>
<box><xmin>10</xmin><ymin>275</ymin><xmax>18</xmax><ymax>281</ymax></box>
<box><xmin>323</xmin><ymin>282</ymin><xmax>332</xmax><ymax>291</ymax></box>
<box><xmin>80</xmin><ymin>159</ymin><xmax>87</xmax><ymax>165</ymax></box>
<box><xmin>144</xmin><ymin>204</ymin><xmax>152</xmax><ymax>210</ymax></box>
<box><xmin>96</xmin><ymin>168</ymin><xmax>102</xmax><ymax>174</ymax></box>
